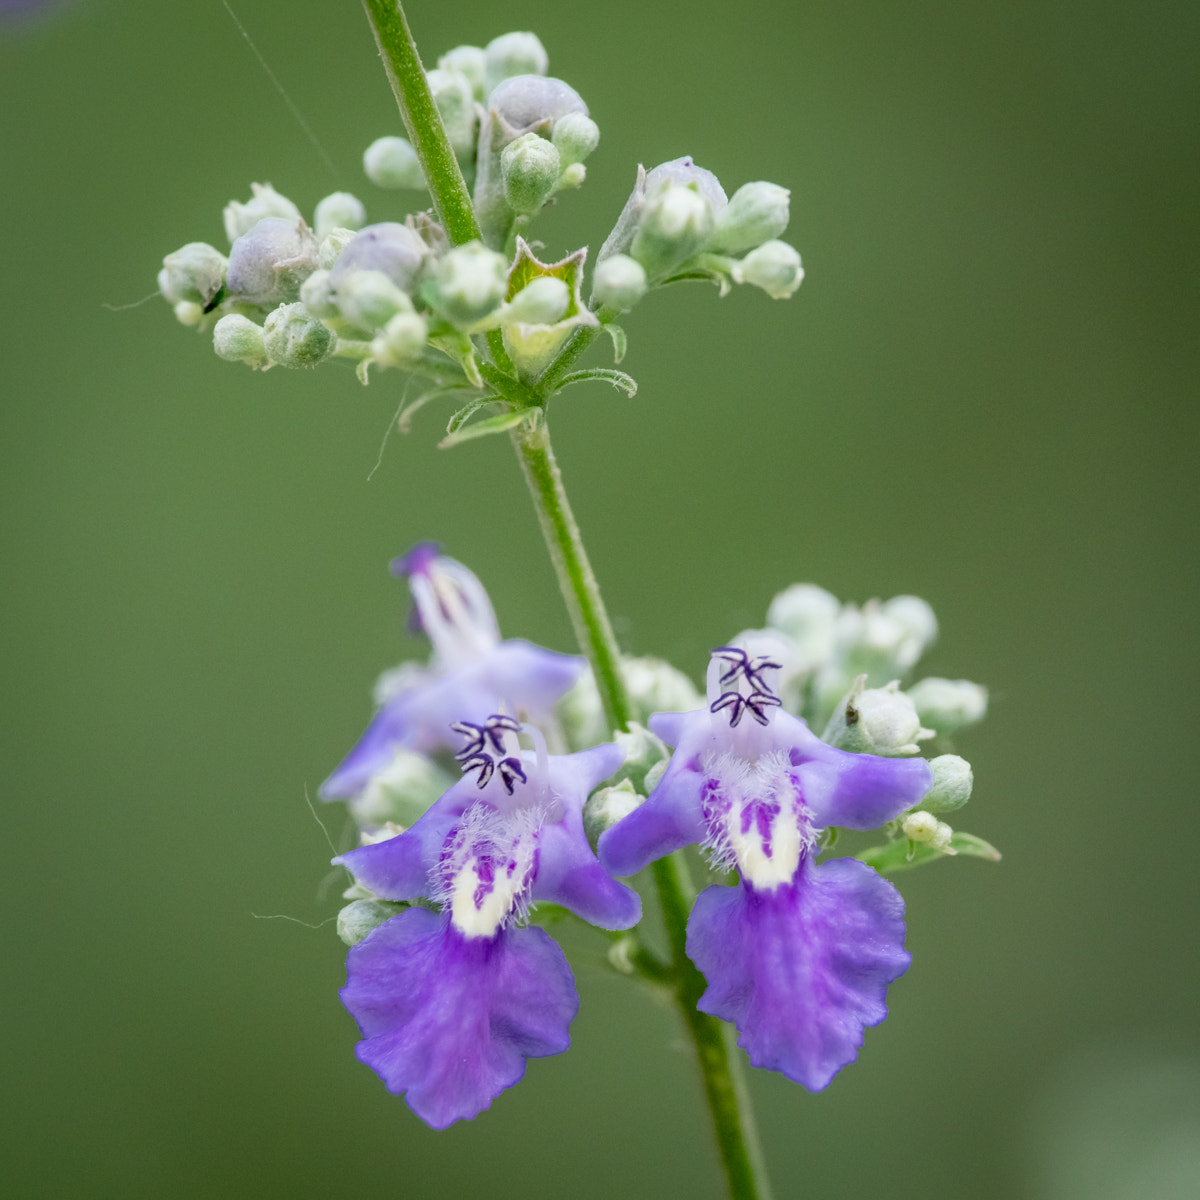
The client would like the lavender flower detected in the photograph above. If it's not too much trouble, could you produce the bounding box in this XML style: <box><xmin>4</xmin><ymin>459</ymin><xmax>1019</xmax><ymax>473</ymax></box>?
<box><xmin>335</xmin><ymin>720</ymin><xmax>639</xmax><ymax>1127</ymax></box>
<box><xmin>321</xmin><ymin>544</ymin><xmax>584</xmax><ymax>801</ymax></box>
<box><xmin>599</xmin><ymin>647</ymin><xmax>932</xmax><ymax>1090</ymax></box>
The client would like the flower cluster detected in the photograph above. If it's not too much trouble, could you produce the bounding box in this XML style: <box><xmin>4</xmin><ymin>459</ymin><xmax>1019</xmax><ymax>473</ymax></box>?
<box><xmin>326</xmin><ymin>548</ymin><xmax>997</xmax><ymax>1125</ymax></box>
<box><xmin>155</xmin><ymin>29</ymin><xmax>802</xmax><ymax>447</ymax></box>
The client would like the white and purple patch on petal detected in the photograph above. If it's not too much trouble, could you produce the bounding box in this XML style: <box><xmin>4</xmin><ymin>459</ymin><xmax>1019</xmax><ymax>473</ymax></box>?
<box><xmin>342</xmin><ymin>908</ymin><xmax>577</xmax><ymax>1128</ymax></box>
<box><xmin>687</xmin><ymin>857</ymin><xmax>910</xmax><ymax>1091</ymax></box>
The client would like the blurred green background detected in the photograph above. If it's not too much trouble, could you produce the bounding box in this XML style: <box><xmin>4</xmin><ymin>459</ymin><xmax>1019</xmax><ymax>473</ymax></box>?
<box><xmin>3</xmin><ymin>0</ymin><xmax>1198</xmax><ymax>1196</ymax></box>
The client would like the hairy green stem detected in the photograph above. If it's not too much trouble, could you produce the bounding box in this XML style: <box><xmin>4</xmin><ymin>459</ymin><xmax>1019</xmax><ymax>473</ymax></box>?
<box><xmin>510</xmin><ymin>417</ymin><xmax>632</xmax><ymax>734</ymax></box>
<box><xmin>361</xmin><ymin>0</ymin><xmax>479</xmax><ymax>245</ymax></box>
<box><xmin>361</xmin><ymin>6</ymin><xmax>774</xmax><ymax>1197</ymax></box>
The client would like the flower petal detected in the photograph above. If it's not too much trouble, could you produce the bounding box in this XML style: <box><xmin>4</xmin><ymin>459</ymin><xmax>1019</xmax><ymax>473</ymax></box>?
<box><xmin>536</xmin><ymin>812</ymin><xmax>641</xmax><ymax>929</ymax></box>
<box><xmin>597</xmin><ymin>755</ymin><xmax>707</xmax><ymax>877</ymax></box>
<box><xmin>792</xmin><ymin>747</ymin><xmax>931</xmax><ymax>830</ymax></box>
<box><xmin>687</xmin><ymin>857</ymin><xmax>910</xmax><ymax>1091</ymax></box>
<box><xmin>342</xmin><ymin>909</ymin><xmax>578</xmax><ymax>1128</ymax></box>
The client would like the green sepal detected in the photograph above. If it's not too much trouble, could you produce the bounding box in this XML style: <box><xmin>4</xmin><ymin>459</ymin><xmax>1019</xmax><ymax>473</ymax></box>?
<box><xmin>857</xmin><ymin>829</ymin><xmax>1002</xmax><ymax>874</ymax></box>
<box><xmin>445</xmin><ymin>395</ymin><xmax>505</xmax><ymax>435</ymax></box>
<box><xmin>554</xmin><ymin>367</ymin><xmax>638</xmax><ymax>398</ymax></box>
<box><xmin>428</xmin><ymin>329</ymin><xmax>484</xmax><ymax>387</ymax></box>
<box><xmin>438</xmin><ymin>407</ymin><xmax>528</xmax><ymax>448</ymax></box>
<box><xmin>501</xmin><ymin>238</ymin><xmax>599</xmax><ymax>377</ymax></box>
<box><xmin>602</xmin><ymin>322</ymin><xmax>627</xmax><ymax>364</ymax></box>
<box><xmin>398</xmin><ymin>385</ymin><xmax>480</xmax><ymax>434</ymax></box>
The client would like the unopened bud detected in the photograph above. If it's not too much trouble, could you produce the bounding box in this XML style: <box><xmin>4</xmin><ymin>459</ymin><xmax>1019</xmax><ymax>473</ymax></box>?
<box><xmin>225</xmin><ymin>217</ymin><xmax>318</xmax><ymax>307</ymax></box>
<box><xmin>488</xmin><ymin>74</ymin><xmax>586</xmax><ymax>134</ymax></box>
<box><xmin>506</xmin><ymin>276</ymin><xmax>570</xmax><ymax>324</ymax></box>
<box><xmin>313</xmin><ymin>192</ymin><xmax>366</xmax><ymax>240</ymax></box>
<box><xmin>363</xmin><ymin>136</ymin><xmax>426</xmax><ymax>190</ymax></box>
<box><xmin>336</xmin><ymin>269</ymin><xmax>413</xmax><ymax>332</ymax></box>
<box><xmin>558</xmin><ymin>162</ymin><xmax>586</xmax><ymax>189</ymax></box>
<box><xmin>158</xmin><ymin>242</ymin><xmax>227</xmax><ymax>308</ymax></box>
<box><xmin>353</xmin><ymin>748</ymin><xmax>453</xmax><ymax>827</ymax></box>
<box><xmin>918</xmin><ymin>755</ymin><xmax>973</xmax><ymax>813</ymax></box>
<box><xmin>298</xmin><ymin>269</ymin><xmax>338</xmax><ymax>319</ymax></box>
<box><xmin>592</xmin><ymin>254</ymin><xmax>647</xmax><ymax>311</ymax></box>
<box><xmin>907</xmin><ymin>677</ymin><xmax>988</xmax><ymax>736</ymax></box>
<box><xmin>212</xmin><ymin>313</ymin><xmax>267</xmax><ymax>367</ymax></box>
<box><xmin>318</xmin><ymin>228</ymin><xmax>357</xmax><ymax>270</ymax></box>
<box><xmin>584</xmin><ymin>779</ymin><xmax>644</xmax><ymax>847</ymax></box>
<box><xmin>261</xmin><ymin>302</ymin><xmax>334</xmax><ymax>368</ymax></box>
<box><xmin>420</xmin><ymin>240</ymin><xmax>508</xmax><ymax>326</ymax></box>
<box><xmin>902</xmin><ymin>811</ymin><xmax>954</xmax><ymax>851</ymax></box>
<box><xmin>501</xmin><ymin>133</ymin><xmax>560</xmax><ymax>214</ymax></box>
<box><xmin>551</xmin><ymin>111</ymin><xmax>600</xmax><ymax>167</ymax></box>
<box><xmin>438</xmin><ymin>45</ymin><xmax>486</xmax><ymax>100</ymax></box>
<box><xmin>738</xmin><ymin>240</ymin><xmax>804</xmax><ymax>298</ymax></box>
<box><xmin>371</xmin><ymin>310</ymin><xmax>428</xmax><ymax>367</ymax></box>
<box><xmin>173</xmin><ymin>301</ymin><xmax>204</xmax><ymax>326</ymax></box>
<box><xmin>632</xmin><ymin>182</ymin><xmax>714</xmax><ymax>277</ymax></box>
<box><xmin>223</xmin><ymin>183</ymin><xmax>301</xmax><ymax>243</ymax></box>
<box><xmin>766</xmin><ymin>583</ymin><xmax>839</xmax><ymax>668</ymax></box>
<box><xmin>485</xmin><ymin>31</ymin><xmax>549</xmax><ymax>94</ymax></box>
<box><xmin>708</xmin><ymin>181</ymin><xmax>791</xmax><ymax>255</ymax></box>
<box><xmin>426</xmin><ymin>67</ymin><xmax>477</xmax><ymax>157</ymax></box>
<box><xmin>329</xmin><ymin>222</ymin><xmax>428</xmax><ymax>293</ymax></box>
<box><xmin>823</xmin><ymin>676</ymin><xmax>934</xmax><ymax>756</ymax></box>
<box><xmin>337</xmin><ymin>898</ymin><xmax>404</xmax><ymax>946</ymax></box>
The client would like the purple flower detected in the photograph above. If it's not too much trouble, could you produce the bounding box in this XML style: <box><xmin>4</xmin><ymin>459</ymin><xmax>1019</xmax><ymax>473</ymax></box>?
<box><xmin>335</xmin><ymin>720</ymin><xmax>639</xmax><ymax>1127</ymax></box>
<box><xmin>321</xmin><ymin>545</ymin><xmax>585</xmax><ymax>800</ymax></box>
<box><xmin>599</xmin><ymin>647</ymin><xmax>932</xmax><ymax>1090</ymax></box>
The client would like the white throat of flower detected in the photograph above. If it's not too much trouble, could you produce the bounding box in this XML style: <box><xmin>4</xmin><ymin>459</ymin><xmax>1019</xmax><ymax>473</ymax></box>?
<box><xmin>409</xmin><ymin>555</ymin><xmax>500</xmax><ymax>670</ymax></box>
<box><xmin>701</xmin><ymin>751</ymin><xmax>816</xmax><ymax>890</ymax></box>
<box><xmin>437</xmin><ymin>717</ymin><xmax>561</xmax><ymax>938</ymax></box>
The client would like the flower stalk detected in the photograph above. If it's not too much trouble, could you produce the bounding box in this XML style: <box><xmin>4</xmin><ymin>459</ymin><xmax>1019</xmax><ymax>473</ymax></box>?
<box><xmin>361</xmin><ymin>3</ymin><xmax>774</xmax><ymax>1195</ymax></box>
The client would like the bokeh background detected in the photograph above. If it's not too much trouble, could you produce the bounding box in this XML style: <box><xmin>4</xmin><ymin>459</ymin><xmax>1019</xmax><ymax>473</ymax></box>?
<box><xmin>3</xmin><ymin>0</ymin><xmax>1198</xmax><ymax>1196</ymax></box>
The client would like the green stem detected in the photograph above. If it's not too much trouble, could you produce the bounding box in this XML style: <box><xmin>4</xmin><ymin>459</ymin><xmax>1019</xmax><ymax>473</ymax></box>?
<box><xmin>360</xmin><ymin>0</ymin><xmax>479</xmax><ymax>246</ymax></box>
<box><xmin>362</xmin><ymin>7</ymin><xmax>774</xmax><ymax>1198</ymax></box>
<box><xmin>510</xmin><ymin>417</ymin><xmax>632</xmax><ymax>734</ymax></box>
<box><xmin>653</xmin><ymin>854</ymin><xmax>774</xmax><ymax>1200</ymax></box>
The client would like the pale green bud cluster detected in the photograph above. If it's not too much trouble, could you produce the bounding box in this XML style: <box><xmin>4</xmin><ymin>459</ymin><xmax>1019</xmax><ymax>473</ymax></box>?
<box><xmin>597</xmin><ymin>158</ymin><xmax>802</xmax><ymax>307</ymax></box>
<box><xmin>363</xmin><ymin>136</ymin><xmax>425</xmax><ymax>190</ymax></box>
<box><xmin>822</xmin><ymin>676</ymin><xmax>935</xmax><ymax>756</ymax></box>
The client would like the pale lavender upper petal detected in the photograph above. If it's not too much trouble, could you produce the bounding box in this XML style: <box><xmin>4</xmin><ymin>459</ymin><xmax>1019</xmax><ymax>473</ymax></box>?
<box><xmin>342</xmin><ymin>908</ymin><xmax>577</xmax><ymax>1128</ymax></box>
<box><xmin>686</xmin><ymin>857</ymin><xmax>910</xmax><ymax>1091</ymax></box>
<box><xmin>320</xmin><ymin>639</ymin><xmax>584</xmax><ymax>801</ymax></box>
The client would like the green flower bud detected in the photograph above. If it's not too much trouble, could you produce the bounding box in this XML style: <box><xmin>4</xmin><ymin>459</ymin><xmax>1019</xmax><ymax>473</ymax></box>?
<box><xmin>371</xmin><ymin>310</ymin><xmax>428</xmax><ymax>367</ymax></box>
<box><xmin>317</xmin><ymin>228</ymin><xmax>357</xmax><ymax>270</ymax></box>
<box><xmin>501</xmin><ymin>133</ymin><xmax>560</xmax><ymax>215</ymax></box>
<box><xmin>336</xmin><ymin>269</ymin><xmax>413</xmax><ymax>332</ymax></box>
<box><xmin>223</xmin><ymin>182</ymin><xmax>301</xmax><ymax>243</ymax></box>
<box><xmin>592</xmin><ymin>254</ymin><xmax>647</xmax><ymax>311</ymax></box>
<box><xmin>551</xmin><ymin>111</ymin><xmax>599</xmax><ymax>167</ymax></box>
<box><xmin>261</xmin><ymin>302</ymin><xmax>334</xmax><ymax>368</ymax></box>
<box><xmin>337</xmin><ymin>898</ymin><xmax>405</xmax><ymax>946</ymax></box>
<box><xmin>609</xmin><ymin>722</ymin><xmax>672</xmax><ymax>795</ymax></box>
<box><xmin>438</xmin><ymin>45</ymin><xmax>487</xmax><ymax>100</ymax></box>
<box><xmin>426</xmin><ymin>67</ymin><xmax>477</xmax><ymax>158</ymax></box>
<box><xmin>631</xmin><ymin>178</ymin><xmax>716</xmax><ymax>279</ymax></box>
<box><xmin>298</xmin><ymin>269</ymin><xmax>338</xmax><ymax>319</ymax></box>
<box><xmin>212</xmin><ymin>313</ymin><xmax>267</xmax><ymax>368</ymax></box>
<box><xmin>420</xmin><ymin>240</ymin><xmax>508</xmax><ymax>326</ymax></box>
<box><xmin>354</xmin><ymin>748</ymin><xmax>454</xmax><ymax>827</ymax></box>
<box><xmin>173</xmin><ymin>301</ymin><xmax>204</xmax><ymax>326</ymax></box>
<box><xmin>225</xmin><ymin>217</ymin><xmax>318</xmax><ymax>307</ymax></box>
<box><xmin>822</xmin><ymin>676</ymin><xmax>935</xmax><ymax>756</ymax></box>
<box><xmin>484</xmin><ymin>31</ymin><xmax>549</xmax><ymax>94</ymax></box>
<box><xmin>158</xmin><ymin>241</ymin><xmax>227</xmax><ymax>308</ymax></box>
<box><xmin>901</xmin><ymin>811</ymin><xmax>954</xmax><ymax>851</ymax></box>
<box><xmin>907</xmin><ymin>677</ymin><xmax>988</xmax><ymax>736</ymax></box>
<box><xmin>738</xmin><ymin>239</ymin><xmax>804</xmax><ymax>298</ymax></box>
<box><xmin>329</xmin><ymin>222</ymin><xmax>429</xmax><ymax>294</ymax></box>
<box><xmin>766</xmin><ymin>583</ymin><xmax>839</xmax><ymax>668</ymax></box>
<box><xmin>313</xmin><ymin>191</ymin><xmax>365</xmax><ymax>241</ymax></box>
<box><xmin>506</xmin><ymin>275</ymin><xmax>570</xmax><ymax>324</ymax></box>
<box><xmin>363</xmin><ymin>136</ymin><xmax>425</xmax><ymax>190</ymax></box>
<box><xmin>918</xmin><ymin>754</ymin><xmax>974</xmax><ymax>813</ymax></box>
<box><xmin>558</xmin><ymin>163</ymin><xmax>586</xmax><ymax>189</ymax></box>
<box><xmin>708</xmin><ymin>181</ymin><xmax>791</xmax><ymax>255</ymax></box>
<box><xmin>583</xmin><ymin>779</ymin><xmax>644</xmax><ymax>849</ymax></box>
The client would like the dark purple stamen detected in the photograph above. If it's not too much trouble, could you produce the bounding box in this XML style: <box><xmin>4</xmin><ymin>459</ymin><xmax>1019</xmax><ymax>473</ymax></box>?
<box><xmin>711</xmin><ymin>647</ymin><xmax>782</xmax><ymax>697</ymax></box>
<box><xmin>454</xmin><ymin>715</ymin><xmax>525</xmax><ymax>789</ymax></box>
<box><xmin>497</xmin><ymin>757</ymin><xmax>527</xmax><ymax>795</ymax></box>
<box><xmin>460</xmin><ymin>752</ymin><xmax>496</xmax><ymax>788</ymax></box>
<box><xmin>710</xmin><ymin>689</ymin><xmax>782</xmax><ymax>728</ymax></box>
